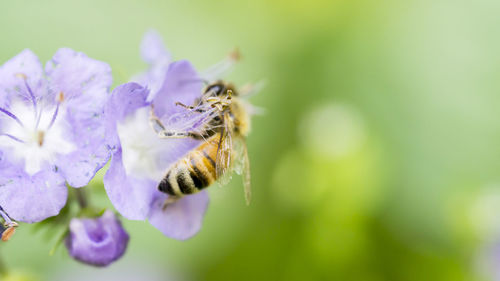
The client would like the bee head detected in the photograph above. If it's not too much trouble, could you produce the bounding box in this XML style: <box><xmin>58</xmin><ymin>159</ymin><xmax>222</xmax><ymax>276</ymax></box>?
<box><xmin>204</xmin><ymin>81</ymin><xmax>238</xmax><ymax>98</ymax></box>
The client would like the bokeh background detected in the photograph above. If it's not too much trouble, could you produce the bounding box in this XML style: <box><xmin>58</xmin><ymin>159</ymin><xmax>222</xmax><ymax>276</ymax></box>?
<box><xmin>1</xmin><ymin>0</ymin><xmax>500</xmax><ymax>280</ymax></box>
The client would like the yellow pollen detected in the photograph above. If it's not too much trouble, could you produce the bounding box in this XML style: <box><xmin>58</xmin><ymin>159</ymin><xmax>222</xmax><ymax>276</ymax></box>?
<box><xmin>37</xmin><ymin>131</ymin><xmax>45</xmax><ymax>146</ymax></box>
<box><xmin>15</xmin><ymin>73</ymin><xmax>27</xmax><ymax>80</ymax></box>
<box><xmin>57</xmin><ymin>92</ymin><xmax>65</xmax><ymax>102</ymax></box>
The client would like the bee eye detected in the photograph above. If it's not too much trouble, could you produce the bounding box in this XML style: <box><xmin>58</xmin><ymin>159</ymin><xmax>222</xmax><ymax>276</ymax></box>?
<box><xmin>207</xmin><ymin>85</ymin><xmax>220</xmax><ymax>95</ymax></box>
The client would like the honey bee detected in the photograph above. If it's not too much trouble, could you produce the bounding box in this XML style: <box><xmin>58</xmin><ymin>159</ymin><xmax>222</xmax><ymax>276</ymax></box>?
<box><xmin>0</xmin><ymin>206</ymin><xmax>18</xmax><ymax>241</ymax></box>
<box><xmin>150</xmin><ymin>81</ymin><xmax>253</xmax><ymax>205</ymax></box>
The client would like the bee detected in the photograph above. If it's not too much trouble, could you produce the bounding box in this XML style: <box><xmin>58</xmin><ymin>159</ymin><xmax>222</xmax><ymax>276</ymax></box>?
<box><xmin>150</xmin><ymin>81</ymin><xmax>253</xmax><ymax>205</ymax></box>
<box><xmin>0</xmin><ymin>206</ymin><xmax>18</xmax><ymax>242</ymax></box>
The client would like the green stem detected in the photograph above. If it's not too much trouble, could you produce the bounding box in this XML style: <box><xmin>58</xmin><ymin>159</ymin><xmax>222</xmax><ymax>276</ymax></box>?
<box><xmin>74</xmin><ymin>188</ymin><xmax>88</xmax><ymax>209</ymax></box>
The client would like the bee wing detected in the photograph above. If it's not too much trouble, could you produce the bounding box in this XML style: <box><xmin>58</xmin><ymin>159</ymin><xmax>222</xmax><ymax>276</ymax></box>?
<box><xmin>238</xmin><ymin>80</ymin><xmax>266</xmax><ymax>98</ymax></box>
<box><xmin>233</xmin><ymin>137</ymin><xmax>251</xmax><ymax>205</ymax></box>
<box><xmin>215</xmin><ymin>112</ymin><xmax>233</xmax><ymax>185</ymax></box>
<box><xmin>163</xmin><ymin>104</ymin><xmax>218</xmax><ymax>133</ymax></box>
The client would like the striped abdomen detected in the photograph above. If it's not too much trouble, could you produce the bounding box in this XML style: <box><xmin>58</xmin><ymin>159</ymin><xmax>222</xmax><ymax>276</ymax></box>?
<box><xmin>158</xmin><ymin>134</ymin><xmax>219</xmax><ymax>196</ymax></box>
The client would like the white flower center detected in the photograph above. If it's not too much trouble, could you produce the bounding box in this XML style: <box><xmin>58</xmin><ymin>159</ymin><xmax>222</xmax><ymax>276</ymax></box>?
<box><xmin>0</xmin><ymin>101</ymin><xmax>76</xmax><ymax>175</ymax></box>
<box><xmin>117</xmin><ymin>107</ymin><xmax>165</xmax><ymax>181</ymax></box>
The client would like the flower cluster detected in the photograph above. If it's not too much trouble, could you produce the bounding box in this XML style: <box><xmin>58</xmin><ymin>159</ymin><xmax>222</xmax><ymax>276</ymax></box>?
<box><xmin>0</xmin><ymin>30</ymin><xmax>246</xmax><ymax>267</ymax></box>
<box><xmin>0</xmin><ymin>48</ymin><xmax>111</xmax><ymax>223</ymax></box>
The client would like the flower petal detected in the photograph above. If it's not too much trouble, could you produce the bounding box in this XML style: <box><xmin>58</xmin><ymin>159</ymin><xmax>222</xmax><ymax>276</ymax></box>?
<box><xmin>105</xmin><ymin>83</ymin><xmax>150</xmax><ymax>123</ymax></box>
<box><xmin>0</xmin><ymin>167</ymin><xmax>67</xmax><ymax>223</ymax></box>
<box><xmin>56</xmin><ymin>144</ymin><xmax>109</xmax><ymax>188</ymax></box>
<box><xmin>148</xmin><ymin>191</ymin><xmax>209</xmax><ymax>240</ymax></box>
<box><xmin>103</xmin><ymin>147</ymin><xmax>158</xmax><ymax>220</ymax></box>
<box><xmin>151</xmin><ymin>60</ymin><xmax>203</xmax><ymax>117</ymax></box>
<box><xmin>131</xmin><ymin>30</ymin><xmax>171</xmax><ymax>96</ymax></box>
<box><xmin>103</xmin><ymin>83</ymin><xmax>160</xmax><ymax>220</ymax></box>
<box><xmin>104</xmin><ymin>82</ymin><xmax>150</xmax><ymax>150</ymax></box>
<box><xmin>0</xmin><ymin>49</ymin><xmax>44</xmax><ymax>104</ymax></box>
<box><xmin>43</xmin><ymin>48</ymin><xmax>112</xmax><ymax>187</ymax></box>
<box><xmin>45</xmin><ymin>48</ymin><xmax>112</xmax><ymax>102</ymax></box>
<box><xmin>140</xmin><ymin>29</ymin><xmax>170</xmax><ymax>65</ymax></box>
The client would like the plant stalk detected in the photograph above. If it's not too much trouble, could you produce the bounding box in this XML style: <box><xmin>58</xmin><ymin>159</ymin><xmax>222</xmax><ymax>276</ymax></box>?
<box><xmin>75</xmin><ymin>188</ymin><xmax>88</xmax><ymax>209</ymax></box>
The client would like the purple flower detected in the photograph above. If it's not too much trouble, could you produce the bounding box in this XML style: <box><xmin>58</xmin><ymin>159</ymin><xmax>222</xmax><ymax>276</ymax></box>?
<box><xmin>103</xmin><ymin>31</ymin><xmax>223</xmax><ymax>240</ymax></box>
<box><xmin>0</xmin><ymin>49</ymin><xmax>111</xmax><ymax>223</ymax></box>
<box><xmin>65</xmin><ymin>210</ymin><xmax>129</xmax><ymax>267</ymax></box>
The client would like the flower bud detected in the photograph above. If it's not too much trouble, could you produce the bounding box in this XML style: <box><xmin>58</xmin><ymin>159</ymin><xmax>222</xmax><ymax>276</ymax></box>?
<box><xmin>65</xmin><ymin>211</ymin><xmax>129</xmax><ymax>267</ymax></box>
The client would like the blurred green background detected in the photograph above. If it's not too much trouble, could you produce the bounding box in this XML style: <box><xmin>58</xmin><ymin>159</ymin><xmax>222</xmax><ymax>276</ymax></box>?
<box><xmin>2</xmin><ymin>0</ymin><xmax>500</xmax><ymax>280</ymax></box>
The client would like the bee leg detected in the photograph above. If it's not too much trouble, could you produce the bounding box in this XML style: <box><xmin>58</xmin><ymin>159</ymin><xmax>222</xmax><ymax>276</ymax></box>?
<box><xmin>162</xmin><ymin>196</ymin><xmax>181</xmax><ymax>211</ymax></box>
<box><xmin>175</xmin><ymin>102</ymin><xmax>205</xmax><ymax>113</ymax></box>
<box><xmin>149</xmin><ymin>104</ymin><xmax>167</xmax><ymax>134</ymax></box>
<box><xmin>175</xmin><ymin>102</ymin><xmax>194</xmax><ymax>110</ymax></box>
<box><xmin>150</xmin><ymin>104</ymin><xmax>207</xmax><ymax>140</ymax></box>
<box><xmin>158</xmin><ymin>130</ymin><xmax>205</xmax><ymax>140</ymax></box>
<box><xmin>149</xmin><ymin>106</ymin><xmax>203</xmax><ymax>138</ymax></box>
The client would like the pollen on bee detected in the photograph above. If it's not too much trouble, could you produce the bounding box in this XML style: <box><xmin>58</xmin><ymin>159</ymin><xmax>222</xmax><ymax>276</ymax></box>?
<box><xmin>0</xmin><ymin>221</ymin><xmax>18</xmax><ymax>242</ymax></box>
<box><xmin>1</xmin><ymin>226</ymin><xmax>16</xmax><ymax>241</ymax></box>
<box><xmin>57</xmin><ymin>91</ymin><xmax>65</xmax><ymax>103</ymax></box>
<box><xmin>15</xmin><ymin>73</ymin><xmax>27</xmax><ymax>80</ymax></box>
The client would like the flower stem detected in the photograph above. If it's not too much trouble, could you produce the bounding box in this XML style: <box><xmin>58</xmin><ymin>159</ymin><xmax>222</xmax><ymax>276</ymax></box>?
<box><xmin>75</xmin><ymin>189</ymin><xmax>88</xmax><ymax>209</ymax></box>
